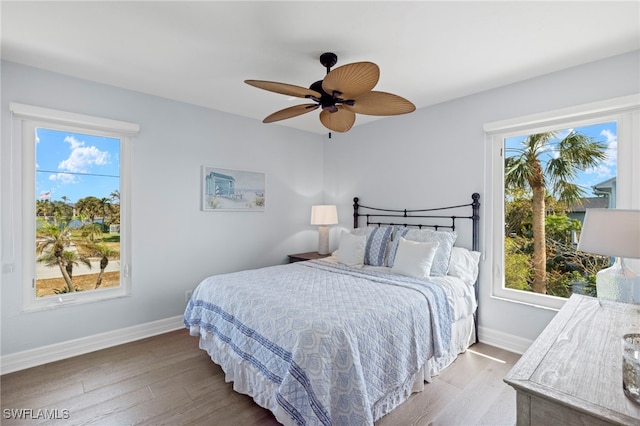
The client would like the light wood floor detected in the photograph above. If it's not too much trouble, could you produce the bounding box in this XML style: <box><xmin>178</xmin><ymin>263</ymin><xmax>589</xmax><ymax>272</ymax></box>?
<box><xmin>1</xmin><ymin>329</ymin><xmax>520</xmax><ymax>425</ymax></box>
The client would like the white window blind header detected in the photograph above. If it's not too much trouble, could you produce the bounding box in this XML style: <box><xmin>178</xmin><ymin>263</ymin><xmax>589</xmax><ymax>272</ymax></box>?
<box><xmin>9</xmin><ymin>103</ymin><xmax>140</xmax><ymax>136</ymax></box>
<box><xmin>483</xmin><ymin>94</ymin><xmax>640</xmax><ymax>136</ymax></box>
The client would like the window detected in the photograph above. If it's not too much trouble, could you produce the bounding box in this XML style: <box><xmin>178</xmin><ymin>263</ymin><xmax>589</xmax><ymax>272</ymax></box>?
<box><xmin>35</xmin><ymin>127</ymin><xmax>122</xmax><ymax>297</ymax></box>
<box><xmin>10</xmin><ymin>103</ymin><xmax>139</xmax><ymax>311</ymax></box>
<box><xmin>485</xmin><ymin>95</ymin><xmax>639</xmax><ymax>310</ymax></box>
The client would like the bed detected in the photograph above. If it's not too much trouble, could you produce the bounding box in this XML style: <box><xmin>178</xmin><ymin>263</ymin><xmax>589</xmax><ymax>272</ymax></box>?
<box><xmin>183</xmin><ymin>194</ymin><xmax>481</xmax><ymax>425</ymax></box>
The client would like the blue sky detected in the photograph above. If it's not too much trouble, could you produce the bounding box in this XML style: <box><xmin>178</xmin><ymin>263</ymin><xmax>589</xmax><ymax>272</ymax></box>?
<box><xmin>36</xmin><ymin>128</ymin><xmax>120</xmax><ymax>203</ymax></box>
<box><xmin>505</xmin><ymin>121</ymin><xmax>617</xmax><ymax>197</ymax></box>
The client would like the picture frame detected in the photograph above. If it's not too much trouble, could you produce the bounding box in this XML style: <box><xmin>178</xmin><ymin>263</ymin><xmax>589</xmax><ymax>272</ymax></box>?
<box><xmin>201</xmin><ymin>166</ymin><xmax>266</xmax><ymax>212</ymax></box>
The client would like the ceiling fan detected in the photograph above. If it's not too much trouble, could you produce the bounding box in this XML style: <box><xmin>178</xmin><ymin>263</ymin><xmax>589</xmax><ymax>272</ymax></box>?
<box><xmin>245</xmin><ymin>52</ymin><xmax>416</xmax><ymax>133</ymax></box>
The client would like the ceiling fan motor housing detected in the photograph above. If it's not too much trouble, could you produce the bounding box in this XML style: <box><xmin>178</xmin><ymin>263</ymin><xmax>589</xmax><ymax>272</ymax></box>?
<box><xmin>309</xmin><ymin>80</ymin><xmax>340</xmax><ymax>112</ymax></box>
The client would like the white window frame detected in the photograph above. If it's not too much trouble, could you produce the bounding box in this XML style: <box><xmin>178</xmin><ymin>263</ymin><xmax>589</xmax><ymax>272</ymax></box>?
<box><xmin>9</xmin><ymin>103</ymin><xmax>139</xmax><ymax>312</ymax></box>
<box><xmin>484</xmin><ymin>94</ymin><xmax>640</xmax><ymax>310</ymax></box>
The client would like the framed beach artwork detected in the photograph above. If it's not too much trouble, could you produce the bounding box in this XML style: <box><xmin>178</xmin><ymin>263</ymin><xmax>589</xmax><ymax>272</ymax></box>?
<box><xmin>201</xmin><ymin>166</ymin><xmax>266</xmax><ymax>212</ymax></box>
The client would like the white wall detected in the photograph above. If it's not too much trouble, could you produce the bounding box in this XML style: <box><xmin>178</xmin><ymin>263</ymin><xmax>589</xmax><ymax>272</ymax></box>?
<box><xmin>2</xmin><ymin>50</ymin><xmax>638</xmax><ymax>360</ymax></box>
<box><xmin>1</xmin><ymin>61</ymin><xmax>324</xmax><ymax>356</ymax></box>
<box><xmin>323</xmin><ymin>50</ymin><xmax>640</xmax><ymax>347</ymax></box>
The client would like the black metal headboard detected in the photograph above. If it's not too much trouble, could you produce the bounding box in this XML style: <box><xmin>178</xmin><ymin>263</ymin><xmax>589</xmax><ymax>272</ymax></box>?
<box><xmin>353</xmin><ymin>193</ymin><xmax>481</xmax><ymax>342</ymax></box>
<box><xmin>353</xmin><ymin>193</ymin><xmax>480</xmax><ymax>250</ymax></box>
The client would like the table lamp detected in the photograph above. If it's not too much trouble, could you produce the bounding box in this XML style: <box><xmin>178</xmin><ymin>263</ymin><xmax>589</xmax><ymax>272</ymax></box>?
<box><xmin>577</xmin><ymin>208</ymin><xmax>640</xmax><ymax>307</ymax></box>
<box><xmin>310</xmin><ymin>205</ymin><xmax>338</xmax><ymax>255</ymax></box>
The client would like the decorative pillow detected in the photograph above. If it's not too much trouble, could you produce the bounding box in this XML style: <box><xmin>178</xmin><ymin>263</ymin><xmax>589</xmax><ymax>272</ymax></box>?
<box><xmin>448</xmin><ymin>247</ymin><xmax>481</xmax><ymax>287</ymax></box>
<box><xmin>386</xmin><ymin>226</ymin><xmax>410</xmax><ymax>267</ymax></box>
<box><xmin>364</xmin><ymin>226</ymin><xmax>393</xmax><ymax>266</ymax></box>
<box><xmin>336</xmin><ymin>231</ymin><xmax>366</xmax><ymax>268</ymax></box>
<box><xmin>391</xmin><ymin>238</ymin><xmax>439</xmax><ymax>279</ymax></box>
<box><xmin>350</xmin><ymin>226</ymin><xmax>372</xmax><ymax>237</ymax></box>
<box><xmin>404</xmin><ymin>228</ymin><xmax>457</xmax><ymax>276</ymax></box>
<box><xmin>332</xmin><ymin>227</ymin><xmax>372</xmax><ymax>257</ymax></box>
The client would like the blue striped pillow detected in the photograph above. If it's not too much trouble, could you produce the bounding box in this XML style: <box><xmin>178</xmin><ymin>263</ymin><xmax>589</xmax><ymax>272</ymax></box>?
<box><xmin>387</xmin><ymin>226</ymin><xmax>410</xmax><ymax>267</ymax></box>
<box><xmin>364</xmin><ymin>226</ymin><xmax>393</xmax><ymax>266</ymax></box>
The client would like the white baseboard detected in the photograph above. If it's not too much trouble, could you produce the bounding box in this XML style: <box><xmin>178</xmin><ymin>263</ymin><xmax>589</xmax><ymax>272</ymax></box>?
<box><xmin>1</xmin><ymin>315</ymin><xmax>184</xmax><ymax>375</ymax></box>
<box><xmin>477</xmin><ymin>325</ymin><xmax>533</xmax><ymax>355</ymax></box>
<box><xmin>1</xmin><ymin>318</ymin><xmax>530</xmax><ymax>375</ymax></box>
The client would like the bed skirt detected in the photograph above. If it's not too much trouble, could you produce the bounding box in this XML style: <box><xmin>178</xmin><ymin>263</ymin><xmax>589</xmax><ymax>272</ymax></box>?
<box><xmin>412</xmin><ymin>314</ymin><xmax>475</xmax><ymax>392</ymax></box>
<box><xmin>191</xmin><ymin>313</ymin><xmax>475</xmax><ymax>424</ymax></box>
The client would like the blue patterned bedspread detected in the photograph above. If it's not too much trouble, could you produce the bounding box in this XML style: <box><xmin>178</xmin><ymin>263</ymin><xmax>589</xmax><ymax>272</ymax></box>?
<box><xmin>183</xmin><ymin>260</ymin><xmax>452</xmax><ymax>425</ymax></box>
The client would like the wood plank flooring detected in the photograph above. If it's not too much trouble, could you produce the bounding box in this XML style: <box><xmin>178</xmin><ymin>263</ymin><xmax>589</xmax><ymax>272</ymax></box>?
<box><xmin>1</xmin><ymin>329</ymin><xmax>520</xmax><ymax>425</ymax></box>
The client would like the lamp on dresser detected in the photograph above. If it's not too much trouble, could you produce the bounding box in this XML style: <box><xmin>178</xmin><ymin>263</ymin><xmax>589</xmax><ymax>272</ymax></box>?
<box><xmin>310</xmin><ymin>205</ymin><xmax>338</xmax><ymax>255</ymax></box>
<box><xmin>577</xmin><ymin>208</ymin><xmax>640</xmax><ymax>308</ymax></box>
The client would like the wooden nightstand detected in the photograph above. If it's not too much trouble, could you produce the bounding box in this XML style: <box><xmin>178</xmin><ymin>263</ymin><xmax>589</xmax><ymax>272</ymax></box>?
<box><xmin>504</xmin><ymin>294</ymin><xmax>640</xmax><ymax>425</ymax></box>
<box><xmin>287</xmin><ymin>251</ymin><xmax>331</xmax><ymax>263</ymax></box>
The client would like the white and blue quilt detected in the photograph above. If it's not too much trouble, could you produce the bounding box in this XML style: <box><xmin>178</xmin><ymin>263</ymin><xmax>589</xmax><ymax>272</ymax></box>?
<box><xmin>183</xmin><ymin>260</ymin><xmax>453</xmax><ymax>425</ymax></box>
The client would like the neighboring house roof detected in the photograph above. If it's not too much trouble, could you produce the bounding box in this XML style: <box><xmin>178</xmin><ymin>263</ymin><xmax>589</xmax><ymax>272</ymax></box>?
<box><xmin>591</xmin><ymin>177</ymin><xmax>616</xmax><ymax>208</ymax></box>
<box><xmin>593</xmin><ymin>177</ymin><xmax>616</xmax><ymax>190</ymax></box>
<box><xmin>567</xmin><ymin>196</ymin><xmax>609</xmax><ymax>213</ymax></box>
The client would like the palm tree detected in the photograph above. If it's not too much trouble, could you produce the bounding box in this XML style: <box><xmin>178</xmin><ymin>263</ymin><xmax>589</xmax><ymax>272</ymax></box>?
<box><xmin>75</xmin><ymin>196</ymin><xmax>102</xmax><ymax>224</ymax></box>
<box><xmin>89</xmin><ymin>243</ymin><xmax>119</xmax><ymax>289</ymax></box>
<box><xmin>76</xmin><ymin>211</ymin><xmax>90</xmax><ymax>226</ymax></box>
<box><xmin>62</xmin><ymin>250</ymin><xmax>92</xmax><ymax>281</ymax></box>
<box><xmin>36</xmin><ymin>220</ymin><xmax>76</xmax><ymax>292</ymax></box>
<box><xmin>108</xmin><ymin>190</ymin><xmax>121</xmax><ymax>226</ymax></box>
<box><xmin>37</xmin><ymin>250</ymin><xmax>92</xmax><ymax>293</ymax></box>
<box><xmin>36</xmin><ymin>216</ymin><xmax>101</xmax><ymax>293</ymax></box>
<box><xmin>79</xmin><ymin>221</ymin><xmax>103</xmax><ymax>242</ymax></box>
<box><xmin>505</xmin><ymin>130</ymin><xmax>606</xmax><ymax>294</ymax></box>
<box><xmin>98</xmin><ymin>197</ymin><xmax>112</xmax><ymax>231</ymax></box>
<box><xmin>51</xmin><ymin>200</ymin><xmax>73</xmax><ymax>222</ymax></box>
<box><xmin>36</xmin><ymin>199</ymin><xmax>53</xmax><ymax>220</ymax></box>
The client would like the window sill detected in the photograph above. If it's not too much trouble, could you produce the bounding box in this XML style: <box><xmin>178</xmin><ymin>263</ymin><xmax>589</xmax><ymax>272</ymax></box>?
<box><xmin>491</xmin><ymin>288</ymin><xmax>568</xmax><ymax>312</ymax></box>
<box><xmin>22</xmin><ymin>288</ymin><xmax>131</xmax><ymax>313</ymax></box>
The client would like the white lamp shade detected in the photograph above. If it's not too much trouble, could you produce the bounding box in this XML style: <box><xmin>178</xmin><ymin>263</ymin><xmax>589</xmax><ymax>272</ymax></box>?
<box><xmin>577</xmin><ymin>209</ymin><xmax>640</xmax><ymax>259</ymax></box>
<box><xmin>310</xmin><ymin>205</ymin><xmax>338</xmax><ymax>225</ymax></box>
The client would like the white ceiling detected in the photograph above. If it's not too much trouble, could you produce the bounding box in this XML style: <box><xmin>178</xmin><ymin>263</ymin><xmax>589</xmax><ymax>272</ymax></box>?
<box><xmin>2</xmin><ymin>1</ymin><xmax>639</xmax><ymax>135</ymax></box>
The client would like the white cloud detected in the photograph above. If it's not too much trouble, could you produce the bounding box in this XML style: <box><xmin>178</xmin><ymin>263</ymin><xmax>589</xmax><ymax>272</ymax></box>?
<box><xmin>600</xmin><ymin>129</ymin><xmax>617</xmax><ymax>167</ymax></box>
<box><xmin>58</xmin><ymin>136</ymin><xmax>110</xmax><ymax>173</ymax></box>
<box><xmin>586</xmin><ymin>164</ymin><xmax>612</xmax><ymax>179</ymax></box>
<box><xmin>583</xmin><ymin>129</ymin><xmax>617</xmax><ymax>179</ymax></box>
<box><xmin>49</xmin><ymin>172</ymin><xmax>78</xmax><ymax>184</ymax></box>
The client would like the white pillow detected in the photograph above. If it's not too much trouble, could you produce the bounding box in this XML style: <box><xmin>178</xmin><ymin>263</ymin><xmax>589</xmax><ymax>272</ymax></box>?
<box><xmin>336</xmin><ymin>231</ymin><xmax>366</xmax><ymax>268</ymax></box>
<box><xmin>391</xmin><ymin>238</ymin><xmax>439</xmax><ymax>279</ymax></box>
<box><xmin>447</xmin><ymin>247</ymin><xmax>481</xmax><ymax>286</ymax></box>
<box><xmin>404</xmin><ymin>228</ymin><xmax>457</xmax><ymax>276</ymax></box>
<box><xmin>350</xmin><ymin>226</ymin><xmax>373</xmax><ymax>237</ymax></box>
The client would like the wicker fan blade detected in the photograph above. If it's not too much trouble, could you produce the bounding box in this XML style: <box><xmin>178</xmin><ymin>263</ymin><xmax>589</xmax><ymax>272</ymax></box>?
<box><xmin>344</xmin><ymin>91</ymin><xmax>416</xmax><ymax>116</ymax></box>
<box><xmin>319</xmin><ymin>106</ymin><xmax>356</xmax><ymax>132</ymax></box>
<box><xmin>263</xmin><ymin>104</ymin><xmax>319</xmax><ymax>123</ymax></box>
<box><xmin>245</xmin><ymin>80</ymin><xmax>322</xmax><ymax>99</ymax></box>
<box><xmin>322</xmin><ymin>62</ymin><xmax>379</xmax><ymax>99</ymax></box>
